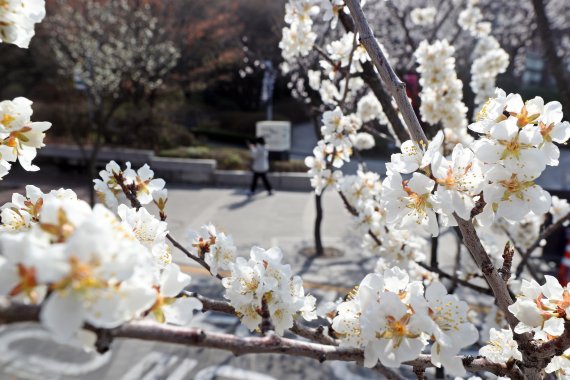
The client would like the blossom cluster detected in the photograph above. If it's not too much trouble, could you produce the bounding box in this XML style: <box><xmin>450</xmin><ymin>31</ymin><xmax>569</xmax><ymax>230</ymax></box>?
<box><xmin>0</xmin><ymin>185</ymin><xmax>201</xmax><ymax>344</ymax></box>
<box><xmin>0</xmin><ymin>0</ymin><xmax>45</xmax><ymax>48</ymax></box>
<box><xmin>458</xmin><ymin>0</ymin><xmax>491</xmax><ymax>37</ymax></box>
<box><xmin>410</xmin><ymin>7</ymin><xmax>437</xmax><ymax>26</ymax></box>
<box><xmin>472</xmin><ymin>91</ymin><xmax>570</xmax><ymax>224</ymax></box>
<box><xmin>188</xmin><ymin>223</ymin><xmax>237</xmax><ymax>276</ymax></box>
<box><xmin>332</xmin><ymin>268</ymin><xmax>477</xmax><ymax>375</ymax></box>
<box><xmin>470</xmin><ymin>36</ymin><xmax>510</xmax><ymax>109</ymax></box>
<box><xmin>414</xmin><ymin>40</ymin><xmax>471</xmax><ymax>149</ymax></box>
<box><xmin>279</xmin><ymin>0</ymin><xmax>318</xmax><ymax>61</ymax></box>
<box><xmin>93</xmin><ymin>160</ymin><xmax>166</xmax><ymax>212</ymax></box>
<box><xmin>222</xmin><ymin>246</ymin><xmax>316</xmax><ymax>335</ymax></box>
<box><xmin>0</xmin><ymin>97</ymin><xmax>51</xmax><ymax>177</ymax></box>
<box><xmin>379</xmin><ymin>90</ymin><xmax>570</xmax><ymax>238</ymax></box>
<box><xmin>509</xmin><ymin>276</ymin><xmax>570</xmax><ymax>342</ymax></box>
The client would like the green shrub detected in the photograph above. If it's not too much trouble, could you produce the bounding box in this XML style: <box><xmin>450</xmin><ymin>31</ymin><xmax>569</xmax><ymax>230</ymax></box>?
<box><xmin>220</xmin><ymin>153</ymin><xmax>245</xmax><ymax>170</ymax></box>
<box><xmin>158</xmin><ymin>122</ymin><xmax>196</xmax><ymax>150</ymax></box>
<box><xmin>270</xmin><ymin>160</ymin><xmax>307</xmax><ymax>172</ymax></box>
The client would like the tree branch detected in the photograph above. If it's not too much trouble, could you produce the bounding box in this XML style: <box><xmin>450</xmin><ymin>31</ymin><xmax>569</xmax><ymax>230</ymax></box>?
<box><xmin>343</xmin><ymin>0</ymin><xmax>425</xmax><ymax>146</ymax></box>
<box><xmin>337</xmin><ymin>11</ymin><xmax>409</xmax><ymax>144</ymax></box>
<box><xmin>0</xmin><ymin>300</ymin><xmax>522</xmax><ymax>378</ymax></box>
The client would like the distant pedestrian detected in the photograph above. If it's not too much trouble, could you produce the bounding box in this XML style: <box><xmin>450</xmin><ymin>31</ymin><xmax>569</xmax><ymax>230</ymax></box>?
<box><xmin>248</xmin><ymin>137</ymin><xmax>273</xmax><ymax>196</ymax></box>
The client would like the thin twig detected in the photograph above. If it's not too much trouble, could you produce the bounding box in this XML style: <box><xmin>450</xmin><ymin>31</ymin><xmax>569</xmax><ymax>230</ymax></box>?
<box><xmin>417</xmin><ymin>262</ymin><xmax>493</xmax><ymax>295</ymax></box>
<box><xmin>515</xmin><ymin>211</ymin><xmax>570</xmax><ymax>278</ymax></box>
<box><xmin>500</xmin><ymin>226</ymin><xmax>541</xmax><ymax>282</ymax></box>
<box><xmin>337</xmin><ymin>191</ymin><xmax>382</xmax><ymax>247</ymax></box>
<box><xmin>112</xmin><ymin>172</ymin><xmax>222</xmax><ymax>279</ymax></box>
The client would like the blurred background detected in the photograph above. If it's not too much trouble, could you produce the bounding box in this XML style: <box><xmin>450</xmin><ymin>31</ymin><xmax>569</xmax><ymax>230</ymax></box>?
<box><xmin>1</xmin><ymin>0</ymin><xmax>568</xmax><ymax>176</ymax></box>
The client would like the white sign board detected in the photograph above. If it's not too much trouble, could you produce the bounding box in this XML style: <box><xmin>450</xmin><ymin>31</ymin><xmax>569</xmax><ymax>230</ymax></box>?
<box><xmin>255</xmin><ymin>121</ymin><xmax>291</xmax><ymax>151</ymax></box>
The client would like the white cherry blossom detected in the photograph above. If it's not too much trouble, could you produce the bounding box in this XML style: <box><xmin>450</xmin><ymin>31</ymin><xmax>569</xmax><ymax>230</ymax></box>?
<box><xmin>382</xmin><ymin>172</ymin><xmax>440</xmax><ymax>237</ymax></box>
<box><xmin>479</xmin><ymin>328</ymin><xmax>522</xmax><ymax>364</ymax></box>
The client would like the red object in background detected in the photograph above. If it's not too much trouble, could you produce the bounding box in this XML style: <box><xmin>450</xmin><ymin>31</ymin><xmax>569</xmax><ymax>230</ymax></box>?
<box><xmin>403</xmin><ymin>72</ymin><xmax>420</xmax><ymax>109</ymax></box>
<box><xmin>558</xmin><ymin>231</ymin><xmax>570</xmax><ymax>286</ymax></box>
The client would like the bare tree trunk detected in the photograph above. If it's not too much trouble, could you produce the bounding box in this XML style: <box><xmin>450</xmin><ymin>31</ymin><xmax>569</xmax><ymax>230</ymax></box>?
<box><xmin>314</xmin><ymin>193</ymin><xmax>324</xmax><ymax>256</ymax></box>
<box><xmin>312</xmin><ymin>115</ymin><xmax>324</xmax><ymax>256</ymax></box>
<box><xmin>532</xmin><ymin>0</ymin><xmax>570</xmax><ymax>117</ymax></box>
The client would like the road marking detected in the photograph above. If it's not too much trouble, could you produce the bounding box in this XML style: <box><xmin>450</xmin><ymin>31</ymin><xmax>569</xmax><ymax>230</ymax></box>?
<box><xmin>195</xmin><ymin>365</ymin><xmax>277</xmax><ymax>380</ymax></box>
<box><xmin>0</xmin><ymin>326</ymin><xmax>111</xmax><ymax>379</ymax></box>
<box><xmin>121</xmin><ymin>352</ymin><xmax>193</xmax><ymax>380</ymax></box>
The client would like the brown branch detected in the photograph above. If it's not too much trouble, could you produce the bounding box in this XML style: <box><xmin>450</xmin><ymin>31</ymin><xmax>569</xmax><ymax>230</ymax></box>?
<box><xmin>180</xmin><ymin>291</ymin><xmax>236</xmax><ymax>314</ymax></box>
<box><xmin>0</xmin><ymin>300</ymin><xmax>522</xmax><ymax>378</ymax></box>
<box><xmin>406</xmin><ymin>355</ymin><xmax>524</xmax><ymax>380</ymax></box>
<box><xmin>165</xmin><ymin>234</ymin><xmax>222</xmax><ymax>279</ymax></box>
<box><xmin>337</xmin><ymin>11</ymin><xmax>409</xmax><ymax>144</ymax></box>
<box><xmin>534</xmin><ymin>321</ymin><xmax>570</xmax><ymax>359</ymax></box>
<box><xmin>342</xmin><ymin>6</ymin><xmax>540</xmax><ymax>375</ymax></box>
<box><xmin>291</xmin><ymin>321</ymin><xmax>338</xmax><ymax>346</ymax></box>
<box><xmin>180</xmin><ymin>291</ymin><xmax>339</xmax><ymax>348</ymax></box>
<box><xmin>343</xmin><ymin>0</ymin><xmax>425</xmax><ymax>146</ymax></box>
<box><xmin>260</xmin><ymin>295</ymin><xmax>274</xmax><ymax>335</ymax></box>
<box><xmin>454</xmin><ymin>216</ymin><xmax>518</xmax><ymax>328</ymax></box>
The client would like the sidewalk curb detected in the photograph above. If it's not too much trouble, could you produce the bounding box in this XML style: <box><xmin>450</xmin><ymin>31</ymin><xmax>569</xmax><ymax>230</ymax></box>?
<box><xmin>38</xmin><ymin>145</ymin><xmax>312</xmax><ymax>191</ymax></box>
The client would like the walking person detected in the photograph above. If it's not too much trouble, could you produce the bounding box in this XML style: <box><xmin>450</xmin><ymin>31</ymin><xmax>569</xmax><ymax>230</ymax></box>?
<box><xmin>248</xmin><ymin>137</ymin><xmax>273</xmax><ymax>196</ymax></box>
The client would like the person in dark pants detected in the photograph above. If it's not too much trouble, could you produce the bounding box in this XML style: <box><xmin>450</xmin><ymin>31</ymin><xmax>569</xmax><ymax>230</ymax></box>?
<box><xmin>248</xmin><ymin>137</ymin><xmax>273</xmax><ymax>196</ymax></box>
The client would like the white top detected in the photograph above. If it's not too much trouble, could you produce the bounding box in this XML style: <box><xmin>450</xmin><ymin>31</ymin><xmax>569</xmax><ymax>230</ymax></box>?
<box><xmin>250</xmin><ymin>144</ymin><xmax>269</xmax><ymax>172</ymax></box>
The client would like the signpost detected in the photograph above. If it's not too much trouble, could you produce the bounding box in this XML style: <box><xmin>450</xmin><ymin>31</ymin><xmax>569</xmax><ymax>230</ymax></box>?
<box><xmin>255</xmin><ymin>121</ymin><xmax>291</xmax><ymax>161</ymax></box>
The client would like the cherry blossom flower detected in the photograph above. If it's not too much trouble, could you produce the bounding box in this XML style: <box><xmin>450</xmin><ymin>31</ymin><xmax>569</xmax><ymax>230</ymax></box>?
<box><xmin>479</xmin><ymin>328</ymin><xmax>522</xmax><ymax>364</ymax></box>
<box><xmin>479</xmin><ymin>164</ymin><xmax>551</xmax><ymax>225</ymax></box>
<box><xmin>357</xmin><ymin>92</ymin><xmax>388</xmax><ymax>124</ymax></box>
<box><xmin>387</xmin><ymin>131</ymin><xmax>443</xmax><ymax>174</ymax></box>
<box><xmin>118</xmin><ymin>205</ymin><xmax>171</xmax><ymax>268</ymax></box>
<box><xmin>0</xmin><ymin>97</ymin><xmax>51</xmax><ymax>173</ymax></box>
<box><xmin>0</xmin><ymin>0</ymin><xmax>46</xmax><ymax>48</ymax></box>
<box><xmin>382</xmin><ymin>172</ymin><xmax>440</xmax><ymax>237</ymax></box>
<box><xmin>432</xmin><ymin>144</ymin><xmax>484</xmax><ymax>223</ymax></box>
<box><xmin>321</xmin><ymin>0</ymin><xmax>344</xmax><ymax>29</ymax></box>
<box><xmin>94</xmin><ymin>161</ymin><xmax>166</xmax><ymax>210</ymax></box>
<box><xmin>147</xmin><ymin>263</ymin><xmax>202</xmax><ymax>325</ymax></box>
<box><xmin>551</xmin><ymin>195</ymin><xmax>570</xmax><ymax>225</ymax></box>
<box><xmin>472</xmin><ymin>117</ymin><xmax>546</xmax><ymax>179</ymax></box>
<box><xmin>410</xmin><ymin>7</ymin><xmax>437</xmax><ymax>26</ymax></box>
<box><xmin>333</xmin><ymin>268</ymin><xmax>432</xmax><ymax>368</ymax></box>
<box><xmin>352</xmin><ymin>132</ymin><xmax>375</xmax><ymax>151</ymax></box>
<box><xmin>508</xmin><ymin>276</ymin><xmax>570</xmax><ymax>341</ymax></box>
<box><xmin>222</xmin><ymin>246</ymin><xmax>315</xmax><ymax>335</ymax></box>
<box><xmin>188</xmin><ymin>223</ymin><xmax>237</xmax><ymax>276</ymax></box>
<box><xmin>425</xmin><ymin>282</ymin><xmax>479</xmax><ymax>376</ymax></box>
<box><xmin>545</xmin><ymin>348</ymin><xmax>570</xmax><ymax>380</ymax></box>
